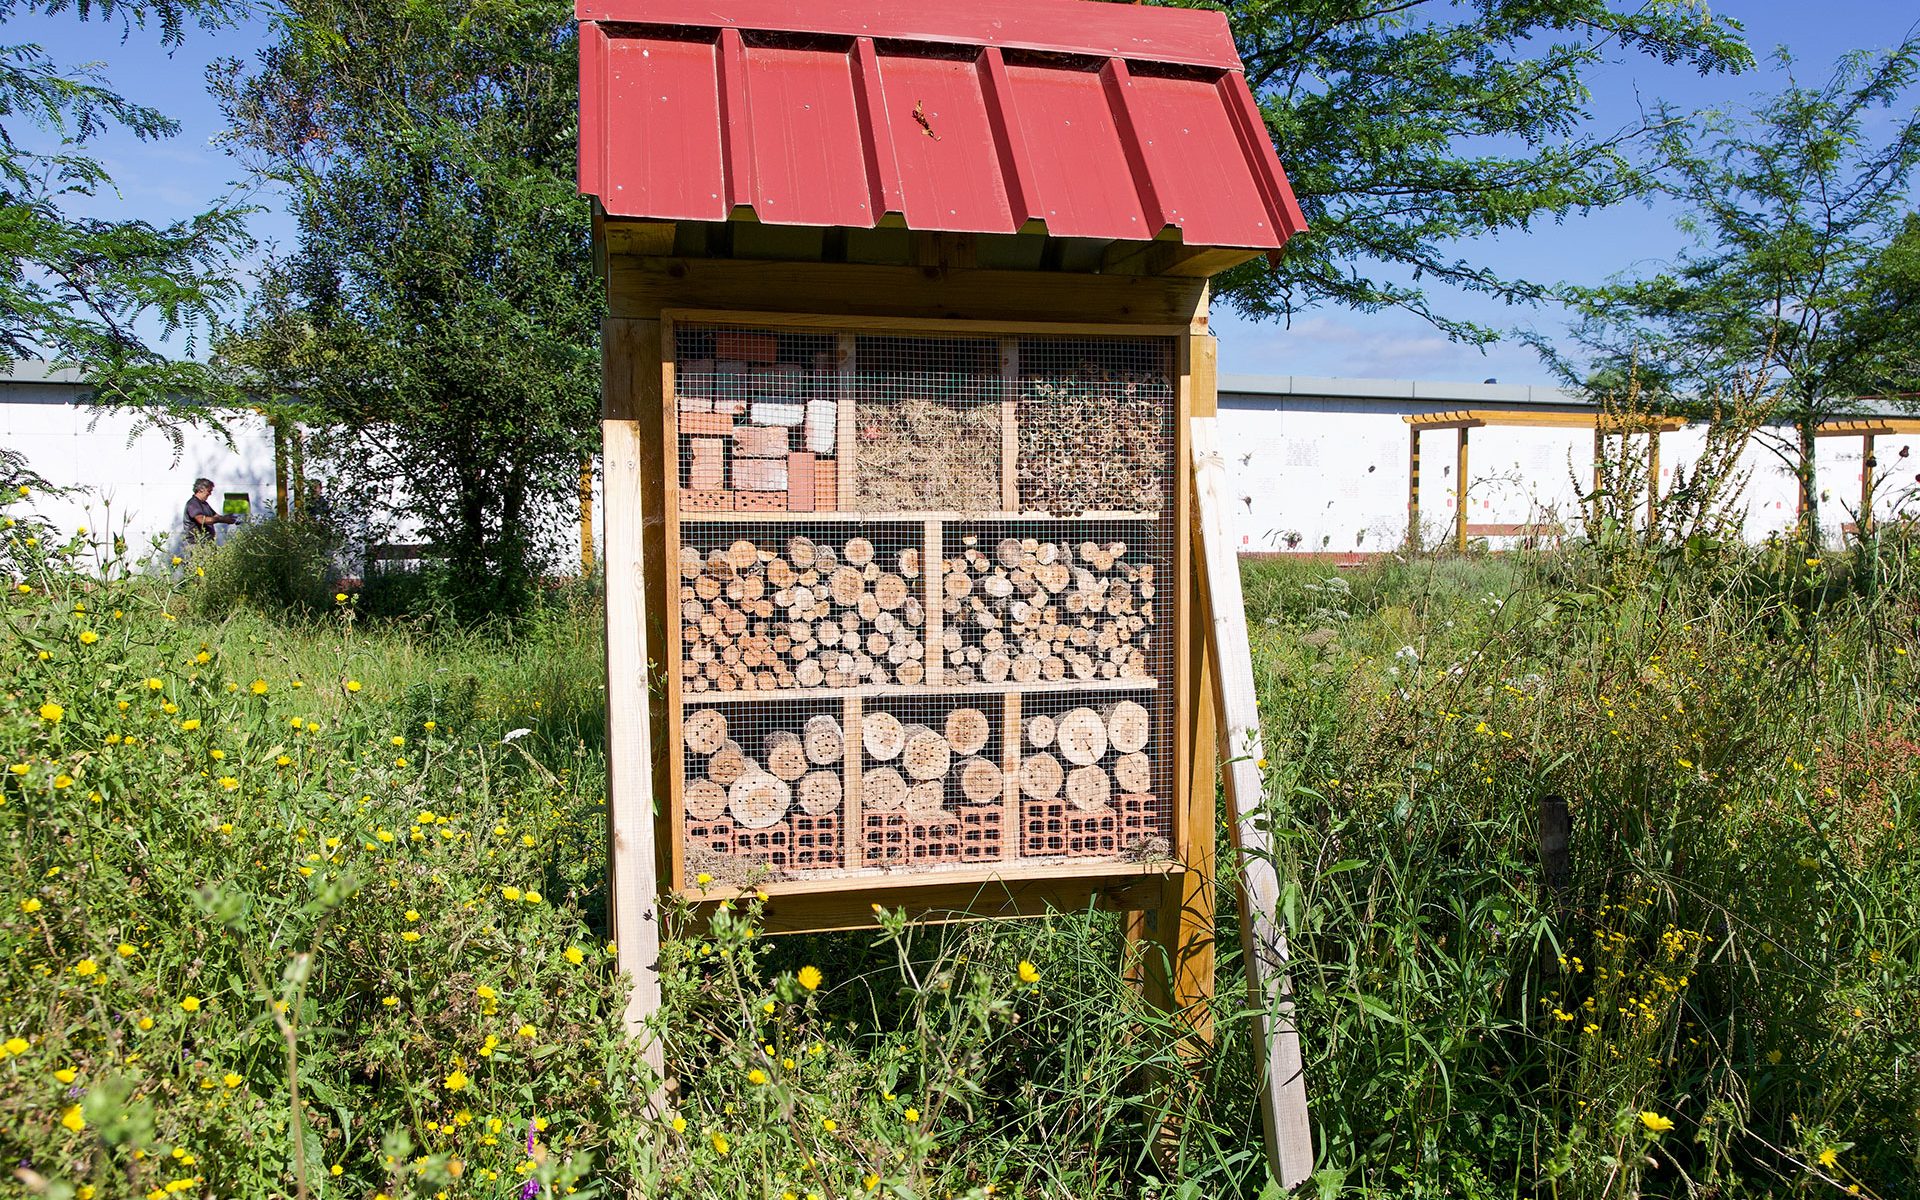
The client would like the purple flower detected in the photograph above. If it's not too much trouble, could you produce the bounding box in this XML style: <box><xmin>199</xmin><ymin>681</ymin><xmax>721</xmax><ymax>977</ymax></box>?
<box><xmin>520</xmin><ymin>1118</ymin><xmax>540</xmax><ymax>1200</ymax></box>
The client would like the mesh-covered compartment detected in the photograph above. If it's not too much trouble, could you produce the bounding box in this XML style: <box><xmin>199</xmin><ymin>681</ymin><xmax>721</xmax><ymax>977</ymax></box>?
<box><xmin>676</xmin><ymin>326</ymin><xmax>841</xmax><ymax>513</ymax></box>
<box><xmin>680</xmin><ymin>697</ymin><xmax>850</xmax><ymax>883</ymax></box>
<box><xmin>676</xmin><ymin>522</ymin><xmax>928</xmax><ymax>692</ymax></box>
<box><xmin>1012</xmin><ymin>689</ymin><xmax>1171</xmax><ymax>861</ymax></box>
<box><xmin>938</xmin><ymin>520</ymin><xmax>1164</xmax><ymax>688</ymax></box>
<box><xmin>664</xmin><ymin>320</ymin><xmax>1184</xmax><ymax>890</ymax></box>
<box><xmin>851</xmin><ymin>336</ymin><xmax>1002</xmax><ymax>512</ymax></box>
<box><xmin>1018</xmin><ymin>337</ymin><xmax>1174</xmax><ymax>515</ymax></box>
<box><xmin>856</xmin><ymin>694</ymin><xmax>1009</xmax><ymax>867</ymax></box>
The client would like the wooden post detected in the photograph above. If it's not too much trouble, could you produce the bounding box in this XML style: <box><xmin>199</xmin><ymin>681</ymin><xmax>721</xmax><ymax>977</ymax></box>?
<box><xmin>1192</xmin><ymin>415</ymin><xmax>1314</xmax><ymax>1188</ymax></box>
<box><xmin>1860</xmin><ymin>433</ymin><xmax>1877</xmax><ymax>538</ymax></box>
<box><xmin>1405</xmin><ymin>427</ymin><xmax>1420</xmax><ymax>552</ymax></box>
<box><xmin>1591</xmin><ymin>425</ymin><xmax>1604</xmax><ymax>529</ymax></box>
<box><xmin>600</xmin><ymin>316</ymin><xmax>664</xmax><ymax>1080</ymax></box>
<box><xmin>1646</xmin><ymin>430</ymin><xmax>1661</xmax><ymax>534</ymax></box>
<box><xmin>579</xmin><ymin>459</ymin><xmax>596</xmax><ymax>573</ymax></box>
<box><xmin>1000</xmin><ymin>338</ymin><xmax>1019</xmax><ymax>511</ymax></box>
<box><xmin>836</xmin><ymin>334</ymin><xmax>857</xmax><ymax>511</ymax></box>
<box><xmin>1454</xmin><ymin>427</ymin><xmax>1470</xmax><ymax>555</ymax></box>
<box><xmin>273</xmin><ymin>417</ymin><xmax>289</xmax><ymax>519</ymax></box>
<box><xmin>1140</xmin><ymin>330</ymin><xmax>1216</xmax><ymax>1042</ymax></box>
<box><xmin>290</xmin><ymin>426</ymin><xmax>307</xmax><ymax>521</ymax></box>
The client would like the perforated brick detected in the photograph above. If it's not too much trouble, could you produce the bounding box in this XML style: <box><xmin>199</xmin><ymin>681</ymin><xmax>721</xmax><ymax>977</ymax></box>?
<box><xmin>790</xmin><ymin>811</ymin><xmax>841</xmax><ymax>871</ymax></box>
<box><xmin>958</xmin><ymin>806</ymin><xmax>1004</xmax><ymax>862</ymax></box>
<box><xmin>686</xmin><ymin>817</ymin><xmax>736</xmax><ymax>856</ymax></box>
<box><xmin>735</xmin><ymin>824</ymin><xmax>793</xmax><ymax>871</ymax></box>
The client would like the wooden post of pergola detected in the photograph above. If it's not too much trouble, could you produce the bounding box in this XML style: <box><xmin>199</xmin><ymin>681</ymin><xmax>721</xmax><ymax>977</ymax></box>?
<box><xmin>1810</xmin><ymin>418</ymin><xmax>1920</xmax><ymax>539</ymax></box>
<box><xmin>1404</xmin><ymin>409</ymin><xmax>1688</xmax><ymax>551</ymax></box>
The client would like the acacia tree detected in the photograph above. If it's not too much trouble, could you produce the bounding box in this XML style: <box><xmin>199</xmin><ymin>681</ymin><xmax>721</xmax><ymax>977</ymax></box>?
<box><xmin>1545</xmin><ymin>42</ymin><xmax>1920</xmax><ymax>536</ymax></box>
<box><xmin>0</xmin><ymin>0</ymin><xmax>251</xmax><ymax>420</ymax></box>
<box><xmin>215</xmin><ymin>0</ymin><xmax>598</xmax><ymax>618</ymax></box>
<box><xmin>1213</xmin><ymin>0</ymin><xmax>1752</xmax><ymax>341</ymax></box>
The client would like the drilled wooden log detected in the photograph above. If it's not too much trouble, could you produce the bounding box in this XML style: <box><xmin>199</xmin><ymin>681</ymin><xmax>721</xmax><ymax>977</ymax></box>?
<box><xmin>685</xmin><ymin>777</ymin><xmax>729</xmax><ymax>820</ymax></box>
<box><xmin>844</xmin><ymin>536</ymin><xmax>874</xmax><ymax>567</ymax></box>
<box><xmin>944</xmin><ymin>707</ymin><xmax>991</xmax><ymax>756</ymax></box>
<box><xmin>728</xmin><ymin>771</ymin><xmax>791</xmax><ymax>829</ymax></box>
<box><xmin>1104</xmin><ymin>700</ymin><xmax>1151</xmax><ymax>754</ymax></box>
<box><xmin>1024</xmin><ymin>713</ymin><xmax>1056</xmax><ymax>749</ymax></box>
<box><xmin>958</xmin><ymin>756</ymin><xmax>1004</xmax><ymax>804</ymax></box>
<box><xmin>1064</xmin><ymin>765</ymin><xmax>1111</xmax><ymax>811</ymax></box>
<box><xmin>862</xmin><ymin>710</ymin><xmax>905</xmax><ymax>761</ymax></box>
<box><xmin>1019</xmin><ymin>751</ymin><xmax>1064</xmax><ymax>801</ymax></box>
<box><xmin>708</xmin><ymin>740</ymin><xmax>748</xmax><ymax>786</ymax></box>
<box><xmin>1054</xmin><ymin>707</ymin><xmax>1108</xmax><ymax>766</ymax></box>
<box><xmin>1113</xmin><ymin>751</ymin><xmax>1152</xmax><ymax>795</ymax></box>
<box><xmin>684</xmin><ymin>708</ymin><xmax>728</xmax><ymax>755</ymax></box>
<box><xmin>764</xmin><ymin>731</ymin><xmax>809</xmax><ymax>782</ymax></box>
<box><xmin>863</xmin><ymin>766</ymin><xmax>908</xmax><ymax>813</ymax></box>
<box><xmin>901</xmin><ymin>724</ymin><xmax>951</xmax><ymax>782</ymax></box>
<box><xmin>786</xmin><ymin>535</ymin><xmax>817</xmax><ymax>569</ymax></box>
<box><xmin>797</xmin><ymin>769</ymin><xmax>843</xmax><ymax>816</ymax></box>
<box><xmin>906</xmin><ymin>779</ymin><xmax>947</xmax><ymax>815</ymax></box>
<box><xmin>802</xmin><ymin>714</ymin><xmax>845</xmax><ymax>765</ymax></box>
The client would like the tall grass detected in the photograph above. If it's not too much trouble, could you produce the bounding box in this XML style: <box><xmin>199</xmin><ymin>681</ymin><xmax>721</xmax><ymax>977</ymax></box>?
<box><xmin>5</xmin><ymin>486</ymin><xmax>1916</xmax><ymax>1198</ymax></box>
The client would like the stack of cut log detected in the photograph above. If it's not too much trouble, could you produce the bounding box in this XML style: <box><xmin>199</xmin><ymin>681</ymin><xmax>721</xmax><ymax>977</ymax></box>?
<box><xmin>936</xmin><ymin>535</ymin><xmax>1155</xmax><ymax>684</ymax></box>
<box><xmin>679</xmin><ymin>535</ymin><xmax>926</xmax><ymax>692</ymax></box>
<box><xmin>682</xmin><ymin>707</ymin><xmax>847</xmax><ymax>835</ymax></box>
<box><xmin>678</xmin><ymin>333</ymin><xmax>838</xmax><ymax>512</ymax></box>
<box><xmin>859</xmin><ymin>705</ymin><xmax>1002</xmax><ymax>821</ymax></box>
<box><xmin>1016</xmin><ymin>700</ymin><xmax>1152</xmax><ymax>814</ymax></box>
<box><xmin>1018</xmin><ymin>364</ymin><xmax>1170</xmax><ymax>514</ymax></box>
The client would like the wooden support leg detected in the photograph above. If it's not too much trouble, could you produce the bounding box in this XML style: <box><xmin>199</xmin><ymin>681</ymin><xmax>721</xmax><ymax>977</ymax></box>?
<box><xmin>1647</xmin><ymin>432</ymin><xmax>1661</xmax><ymax>534</ymax></box>
<box><xmin>1193</xmin><ymin>415</ymin><xmax>1315</xmax><ymax>1187</ymax></box>
<box><xmin>601</xmin><ymin>316</ymin><xmax>665</xmax><ymax>1086</ymax></box>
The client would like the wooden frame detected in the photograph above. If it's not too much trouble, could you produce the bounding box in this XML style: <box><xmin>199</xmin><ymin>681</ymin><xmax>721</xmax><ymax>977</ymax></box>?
<box><xmin>1811</xmin><ymin>417</ymin><xmax>1920</xmax><ymax>538</ymax></box>
<box><xmin>601</xmin><ymin>252</ymin><xmax>1310</xmax><ymax>1185</ymax></box>
<box><xmin>1403</xmin><ymin>409</ymin><xmax>1688</xmax><ymax>552</ymax></box>
<box><xmin>612</xmin><ymin>284</ymin><xmax>1206</xmax><ymax>923</ymax></box>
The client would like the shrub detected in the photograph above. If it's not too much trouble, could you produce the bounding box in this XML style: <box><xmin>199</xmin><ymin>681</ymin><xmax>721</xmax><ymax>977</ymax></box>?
<box><xmin>189</xmin><ymin>515</ymin><xmax>341</xmax><ymax>620</ymax></box>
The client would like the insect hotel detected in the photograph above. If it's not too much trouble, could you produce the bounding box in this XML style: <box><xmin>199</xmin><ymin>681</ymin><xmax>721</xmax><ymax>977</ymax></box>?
<box><xmin>578</xmin><ymin>0</ymin><xmax>1312</xmax><ymax>1175</ymax></box>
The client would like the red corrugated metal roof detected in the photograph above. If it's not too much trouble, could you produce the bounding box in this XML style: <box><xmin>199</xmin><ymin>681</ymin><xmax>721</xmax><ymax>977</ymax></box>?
<box><xmin>578</xmin><ymin>0</ymin><xmax>1306</xmax><ymax>251</ymax></box>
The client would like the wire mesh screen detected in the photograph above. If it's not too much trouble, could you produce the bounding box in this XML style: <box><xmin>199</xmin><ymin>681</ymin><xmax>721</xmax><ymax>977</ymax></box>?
<box><xmin>668</xmin><ymin>322</ymin><xmax>1177</xmax><ymax>888</ymax></box>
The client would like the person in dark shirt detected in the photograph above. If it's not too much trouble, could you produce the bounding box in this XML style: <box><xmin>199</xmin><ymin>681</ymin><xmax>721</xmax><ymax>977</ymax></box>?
<box><xmin>184</xmin><ymin>477</ymin><xmax>237</xmax><ymax>545</ymax></box>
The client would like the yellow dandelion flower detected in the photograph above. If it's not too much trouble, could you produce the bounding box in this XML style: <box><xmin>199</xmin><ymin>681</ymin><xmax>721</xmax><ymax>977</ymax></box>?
<box><xmin>19</xmin><ymin>899</ymin><xmax>40</xmax><ymax>913</ymax></box>
<box><xmin>1018</xmin><ymin>960</ymin><xmax>1041</xmax><ymax>985</ymax></box>
<box><xmin>55</xmin><ymin>1067</ymin><xmax>77</xmax><ymax>1084</ymax></box>
<box><xmin>1819</xmin><ymin>1147</ymin><xmax>1839</xmax><ymax>1169</ymax></box>
<box><xmin>345</xmin><ymin>680</ymin><xmax>362</xmax><ymax>693</ymax></box>
<box><xmin>797</xmin><ymin>965</ymin><xmax>823</xmax><ymax>991</ymax></box>
<box><xmin>222</xmin><ymin>1072</ymin><xmax>243</xmax><ymax>1088</ymax></box>
<box><xmin>61</xmin><ymin>1106</ymin><xmax>85</xmax><ymax>1133</ymax></box>
<box><xmin>710</xmin><ymin>1131</ymin><xmax>730</xmax><ymax>1155</ymax></box>
<box><xmin>747</xmin><ymin>1068</ymin><xmax>768</xmax><ymax>1085</ymax></box>
<box><xmin>444</xmin><ymin>1069</ymin><xmax>469</xmax><ymax>1091</ymax></box>
<box><xmin>39</xmin><ymin>702</ymin><xmax>64</xmax><ymax>723</ymax></box>
<box><xmin>1639</xmin><ymin>1111</ymin><xmax>1673</xmax><ymax>1134</ymax></box>
<box><xmin>179</xmin><ymin>995</ymin><xmax>201</xmax><ymax>1012</ymax></box>
<box><xmin>564</xmin><ymin>946</ymin><xmax>585</xmax><ymax>965</ymax></box>
<box><xmin>249</xmin><ymin>680</ymin><xmax>269</xmax><ymax>695</ymax></box>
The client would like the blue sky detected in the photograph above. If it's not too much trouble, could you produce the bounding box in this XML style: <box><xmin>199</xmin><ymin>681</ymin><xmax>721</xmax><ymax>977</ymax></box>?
<box><xmin>9</xmin><ymin>1</ymin><xmax>1919</xmax><ymax>385</ymax></box>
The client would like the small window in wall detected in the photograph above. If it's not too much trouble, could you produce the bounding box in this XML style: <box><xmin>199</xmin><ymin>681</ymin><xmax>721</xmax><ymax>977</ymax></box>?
<box><xmin>222</xmin><ymin>493</ymin><xmax>251</xmax><ymax>517</ymax></box>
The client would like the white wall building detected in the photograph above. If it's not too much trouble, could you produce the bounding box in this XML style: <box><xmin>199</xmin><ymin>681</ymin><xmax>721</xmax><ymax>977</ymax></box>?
<box><xmin>10</xmin><ymin>361</ymin><xmax>1916</xmax><ymax>570</ymax></box>
<box><xmin>2</xmin><ymin>361</ymin><xmax>278</xmax><ymax>558</ymax></box>
<box><xmin>1215</xmin><ymin>374</ymin><xmax>1920</xmax><ymax>556</ymax></box>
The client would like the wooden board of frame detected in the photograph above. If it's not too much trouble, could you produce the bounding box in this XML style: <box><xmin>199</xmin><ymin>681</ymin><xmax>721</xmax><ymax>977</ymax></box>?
<box><xmin>654</xmin><ymin>311</ymin><xmax>1194</xmax><ymax>909</ymax></box>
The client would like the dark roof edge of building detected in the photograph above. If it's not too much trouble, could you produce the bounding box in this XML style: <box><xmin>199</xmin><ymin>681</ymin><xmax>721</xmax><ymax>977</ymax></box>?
<box><xmin>1219</xmin><ymin>373</ymin><xmax>1589</xmax><ymax>408</ymax></box>
<box><xmin>2</xmin><ymin>360</ymin><xmax>86</xmax><ymax>386</ymax></box>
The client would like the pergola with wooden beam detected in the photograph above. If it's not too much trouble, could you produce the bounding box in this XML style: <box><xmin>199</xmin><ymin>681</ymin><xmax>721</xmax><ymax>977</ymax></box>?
<box><xmin>1403</xmin><ymin>409</ymin><xmax>1688</xmax><ymax>553</ymax></box>
<box><xmin>1811</xmin><ymin>417</ymin><xmax>1920</xmax><ymax>536</ymax></box>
